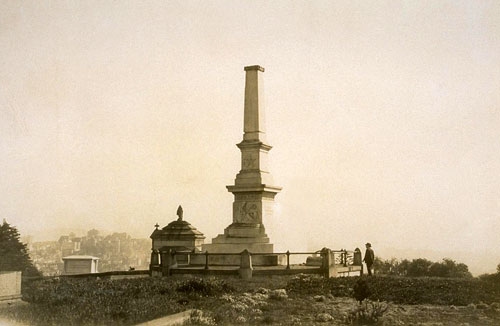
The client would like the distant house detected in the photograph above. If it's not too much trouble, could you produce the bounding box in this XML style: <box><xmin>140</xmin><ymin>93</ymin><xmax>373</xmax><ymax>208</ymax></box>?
<box><xmin>59</xmin><ymin>236</ymin><xmax>82</xmax><ymax>257</ymax></box>
<box><xmin>62</xmin><ymin>255</ymin><xmax>99</xmax><ymax>275</ymax></box>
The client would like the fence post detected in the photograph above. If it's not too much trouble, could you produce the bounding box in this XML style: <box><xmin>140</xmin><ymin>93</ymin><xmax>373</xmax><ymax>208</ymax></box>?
<box><xmin>353</xmin><ymin>248</ymin><xmax>362</xmax><ymax>265</ymax></box>
<box><xmin>149</xmin><ymin>249</ymin><xmax>161</xmax><ymax>277</ymax></box>
<box><xmin>286</xmin><ymin>250</ymin><xmax>290</xmax><ymax>270</ymax></box>
<box><xmin>204</xmin><ymin>251</ymin><xmax>209</xmax><ymax>270</ymax></box>
<box><xmin>321</xmin><ymin>248</ymin><xmax>338</xmax><ymax>278</ymax></box>
<box><xmin>353</xmin><ymin>248</ymin><xmax>363</xmax><ymax>276</ymax></box>
<box><xmin>239</xmin><ymin>249</ymin><xmax>253</xmax><ymax>280</ymax></box>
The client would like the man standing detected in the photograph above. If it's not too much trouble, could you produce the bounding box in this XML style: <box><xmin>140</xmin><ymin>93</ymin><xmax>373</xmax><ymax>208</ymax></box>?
<box><xmin>363</xmin><ymin>243</ymin><xmax>375</xmax><ymax>276</ymax></box>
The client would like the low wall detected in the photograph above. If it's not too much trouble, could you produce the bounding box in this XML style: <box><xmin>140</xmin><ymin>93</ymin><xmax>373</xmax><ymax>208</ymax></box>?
<box><xmin>0</xmin><ymin>271</ymin><xmax>22</xmax><ymax>302</ymax></box>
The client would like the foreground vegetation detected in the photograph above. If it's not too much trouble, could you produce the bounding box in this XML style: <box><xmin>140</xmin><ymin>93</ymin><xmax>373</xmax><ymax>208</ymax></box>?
<box><xmin>0</xmin><ymin>274</ymin><xmax>499</xmax><ymax>325</ymax></box>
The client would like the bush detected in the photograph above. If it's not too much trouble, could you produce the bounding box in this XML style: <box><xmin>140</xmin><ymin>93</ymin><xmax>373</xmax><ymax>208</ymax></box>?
<box><xmin>268</xmin><ymin>289</ymin><xmax>288</xmax><ymax>300</ymax></box>
<box><xmin>176</xmin><ymin>277</ymin><xmax>234</xmax><ymax>296</ymax></box>
<box><xmin>346</xmin><ymin>300</ymin><xmax>389</xmax><ymax>325</ymax></box>
<box><xmin>353</xmin><ymin>278</ymin><xmax>371</xmax><ymax>303</ymax></box>
<box><xmin>186</xmin><ymin>309</ymin><xmax>216</xmax><ymax>326</ymax></box>
<box><xmin>315</xmin><ymin>312</ymin><xmax>334</xmax><ymax>322</ymax></box>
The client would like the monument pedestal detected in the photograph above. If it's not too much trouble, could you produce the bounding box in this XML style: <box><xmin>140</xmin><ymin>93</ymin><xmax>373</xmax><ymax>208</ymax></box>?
<box><xmin>201</xmin><ymin>222</ymin><xmax>283</xmax><ymax>266</ymax></box>
<box><xmin>203</xmin><ymin>223</ymin><xmax>273</xmax><ymax>254</ymax></box>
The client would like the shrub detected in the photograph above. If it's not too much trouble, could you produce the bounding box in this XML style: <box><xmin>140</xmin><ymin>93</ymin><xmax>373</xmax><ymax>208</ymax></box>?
<box><xmin>286</xmin><ymin>274</ymin><xmax>333</xmax><ymax>295</ymax></box>
<box><xmin>186</xmin><ymin>309</ymin><xmax>216</xmax><ymax>326</ymax></box>
<box><xmin>262</xmin><ymin>315</ymin><xmax>274</xmax><ymax>324</ymax></box>
<box><xmin>346</xmin><ymin>300</ymin><xmax>389</xmax><ymax>325</ymax></box>
<box><xmin>313</xmin><ymin>295</ymin><xmax>326</xmax><ymax>302</ymax></box>
<box><xmin>176</xmin><ymin>277</ymin><xmax>234</xmax><ymax>296</ymax></box>
<box><xmin>353</xmin><ymin>278</ymin><xmax>371</xmax><ymax>303</ymax></box>
<box><xmin>315</xmin><ymin>313</ymin><xmax>334</xmax><ymax>322</ymax></box>
<box><xmin>269</xmin><ymin>289</ymin><xmax>288</xmax><ymax>300</ymax></box>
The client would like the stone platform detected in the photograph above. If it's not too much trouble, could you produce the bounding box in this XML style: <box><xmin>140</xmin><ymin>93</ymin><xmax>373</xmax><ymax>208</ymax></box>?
<box><xmin>201</xmin><ymin>221</ymin><xmax>285</xmax><ymax>265</ymax></box>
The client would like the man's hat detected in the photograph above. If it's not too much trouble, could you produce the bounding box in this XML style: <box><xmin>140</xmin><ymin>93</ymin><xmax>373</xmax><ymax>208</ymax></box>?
<box><xmin>365</xmin><ymin>243</ymin><xmax>371</xmax><ymax>247</ymax></box>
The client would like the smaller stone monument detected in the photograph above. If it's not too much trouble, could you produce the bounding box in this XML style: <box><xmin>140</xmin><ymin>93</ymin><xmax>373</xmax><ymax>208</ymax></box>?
<box><xmin>0</xmin><ymin>271</ymin><xmax>21</xmax><ymax>303</ymax></box>
<box><xmin>150</xmin><ymin>206</ymin><xmax>205</xmax><ymax>264</ymax></box>
<box><xmin>62</xmin><ymin>255</ymin><xmax>100</xmax><ymax>275</ymax></box>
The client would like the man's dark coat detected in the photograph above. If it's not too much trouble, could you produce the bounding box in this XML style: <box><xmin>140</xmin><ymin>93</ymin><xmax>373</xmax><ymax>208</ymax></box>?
<box><xmin>363</xmin><ymin>248</ymin><xmax>375</xmax><ymax>265</ymax></box>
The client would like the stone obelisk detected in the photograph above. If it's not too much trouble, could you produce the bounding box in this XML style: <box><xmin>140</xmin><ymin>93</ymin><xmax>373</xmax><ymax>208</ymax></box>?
<box><xmin>203</xmin><ymin>65</ymin><xmax>282</xmax><ymax>255</ymax></box>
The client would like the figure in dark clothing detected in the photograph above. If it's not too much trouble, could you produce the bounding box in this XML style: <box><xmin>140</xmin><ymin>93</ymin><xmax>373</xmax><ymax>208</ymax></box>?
<box><xmin>363</xmin><ymin>243</ymin><xmax>375</xmax><ymax>276</ymax></box>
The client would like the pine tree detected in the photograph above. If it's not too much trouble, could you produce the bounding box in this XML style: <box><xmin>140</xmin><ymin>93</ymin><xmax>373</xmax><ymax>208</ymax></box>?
<box><xmin>0</xmin><ymin>219</ymin><xmax>41</xmax><ymax>276</ymax></box>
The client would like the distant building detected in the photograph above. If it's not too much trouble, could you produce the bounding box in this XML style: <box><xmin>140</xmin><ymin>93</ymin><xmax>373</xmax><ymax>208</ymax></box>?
<box><xmin>62</xmin><ymin>255</ymin><xmax>99</xmax><ymax>275</ymax></box>
<box><xmin>58</xmin><ymin>235</ymin><xmax>82</xmax><ymax>257</ymax></box>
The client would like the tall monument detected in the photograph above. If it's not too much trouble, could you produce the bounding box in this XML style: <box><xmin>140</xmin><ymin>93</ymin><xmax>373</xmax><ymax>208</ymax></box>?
<box><xmin>203</xmin><ymin>65</ymin><xmax>282</xmax><ymax>255</ymax></box>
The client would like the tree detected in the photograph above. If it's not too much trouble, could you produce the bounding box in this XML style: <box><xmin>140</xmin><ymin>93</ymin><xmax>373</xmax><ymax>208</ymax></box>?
<box><xmin>373</xmin><ymin>257</ymin><xmax>391</xmax><ymax>275</ymax></box>
<box><xmin>429</xmin><ymin>259</ymin><xmax>472</xmax><ymax>278</ymax></box>
<box><xmin>0</xmin><ymin>219</ymin><xmax>41</xmax><ymax>276</ymax></box>
<box><xmin>407</xmin><ymin>258</ymin><xmax>433</xmax><ymax>277</ymax></box>
<box><xmin>373</xmin><ymin>257</ymin><xmax>402</xmax><ymax>275</ymax></box>
<box><xmin>370</xmin><ymin>256</ymin><xmax>472</xmax><ymax>278</ymax></box>
<box><xmin>395</xmin><ymin>259</ymin><xmax>410</xmax><ymax>276</ymax></box>
<box><xmin>497</xmin><ymin>263</ymin><xmax>500</xmax><ymax>274</ymax></box>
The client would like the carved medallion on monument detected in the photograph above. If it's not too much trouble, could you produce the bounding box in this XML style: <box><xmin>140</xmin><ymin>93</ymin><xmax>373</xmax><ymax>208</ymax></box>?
<box><xmin>236</xmin><ymin>202</ymin><xmax>260</xmax><ymax>223</ymax></box>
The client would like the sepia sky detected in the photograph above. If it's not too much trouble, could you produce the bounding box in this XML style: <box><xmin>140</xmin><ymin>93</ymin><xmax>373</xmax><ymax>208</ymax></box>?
<box><xmin>1</xmin><ymin>1</ymin><xmax>499</xmax><ymax>274</ymax></box>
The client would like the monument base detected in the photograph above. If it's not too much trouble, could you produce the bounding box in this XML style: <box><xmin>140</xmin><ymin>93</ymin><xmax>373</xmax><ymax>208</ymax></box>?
<box><xmin>198</xmin><ymin>223</ymin><xmax>285</xmax><ymax>266</ymax></box>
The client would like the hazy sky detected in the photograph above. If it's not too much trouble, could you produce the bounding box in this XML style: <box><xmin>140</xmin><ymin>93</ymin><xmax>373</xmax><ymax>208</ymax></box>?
<box><xmin>1</xmin><ymin>1</ymin><xmax>499</xmax><ymax>274</ymax></box>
